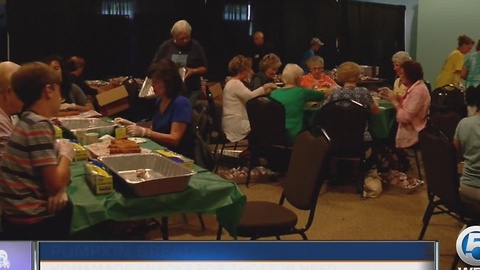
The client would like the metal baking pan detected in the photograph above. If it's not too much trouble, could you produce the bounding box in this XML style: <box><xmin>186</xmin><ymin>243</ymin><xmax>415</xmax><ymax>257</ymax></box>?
<box><xmin>59</xmin><ymin>118</ymin><xmax>116</xmax><ymax>137</ymax></box>
<box><xmin>99</xmin><ymin>153</ymin><xmax>194</xmax><ymax>196</ymax></box>
<box><xmin>138</xmin><ymin>77</ymin><xmax>156</xmax><ymax>99</ymax></box>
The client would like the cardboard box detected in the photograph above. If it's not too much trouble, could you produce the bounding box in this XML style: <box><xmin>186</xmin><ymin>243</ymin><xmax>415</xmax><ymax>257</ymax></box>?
<box><xmin>85</xmin><ymin>163</ymin><xmax>113</xmax><ymax>195</ymax></box>
<box><xmin>208</xmin><ymin>83</ymin><xmax>223</xmax><ymax>103</ymax></box>
<box><xmin>96</xmin><ymin>85</ymin><xmax>130</xmax><ymax>116</ymax></box>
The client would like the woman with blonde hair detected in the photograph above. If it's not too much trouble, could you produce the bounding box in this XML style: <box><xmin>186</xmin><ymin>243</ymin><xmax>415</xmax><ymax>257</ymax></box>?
<box><xmin>222</xmin><ymin>55</ymin><xmax>277</xmax><ymax>142</ymax></box>
<box><xmin>391</xmin><ymin>51</ymin><xmax>412</xmax><ymax>95</ymax></box>
<box><xmin>249</xmin><ymin>53</ymin><xmax>282</xmax><ymax>90</ymax></box>
<box><xmin>324</xmin><ymin>61</ymin><xmax>379</xmax><ymax>141</ymax></box>
<box><xmin>435</xmin><ymin>34</ymin><xmax>474</xmax><ymax>88</ymax></box>
<box><xmin>300</xmin><ymin>56</ymin><xmax>338</xmax><ymax>90</ymax></box>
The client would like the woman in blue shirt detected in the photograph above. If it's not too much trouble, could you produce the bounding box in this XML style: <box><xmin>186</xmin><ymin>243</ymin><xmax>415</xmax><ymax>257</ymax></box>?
<box><xmin>116</xmin><ymin>59</ymin><xmax>194</xmax><ymax>158</ymax></box>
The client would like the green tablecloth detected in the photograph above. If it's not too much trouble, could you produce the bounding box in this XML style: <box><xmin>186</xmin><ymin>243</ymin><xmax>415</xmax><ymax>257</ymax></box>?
<box><xmin>304</xmin><ymin>99</ymin><xmax>396</xmax><ymax>140</ymax></box>
<box><xmin>67</xmin><ymin>138</ymin><xmax>246</xmax><ymax>238</ymax></box>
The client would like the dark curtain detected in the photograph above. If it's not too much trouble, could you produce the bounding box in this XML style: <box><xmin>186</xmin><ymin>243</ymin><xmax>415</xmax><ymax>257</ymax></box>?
<box><xmin>250</xmin><ymin>0</ymin><xmax>284</xmax><ymax>62</ymax></box>
<box><xmin>204</xmin><ymin>0</ymin><xmax>251</xmax><ymax>81</ymax></box>
<box><xmin>338</xmin><ymin>0</ymin><xmax>405</xmax><ymax>84</ymax></box>
<box><xmin>6</xmin><ymin>0</ymin><xmax>406</xmax><ymax>83</ymax></box>
<box><xmin>281</xmin><ymin>0</ymin><xmax>338</xmax><ymax>69</ymax></box>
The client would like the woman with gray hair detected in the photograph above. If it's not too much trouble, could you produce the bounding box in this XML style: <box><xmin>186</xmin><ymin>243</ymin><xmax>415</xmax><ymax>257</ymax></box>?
<box><xmin>270</xmin><ymin>63</ymin><xmax>326</xmax><ymax>144</ymax></box>
<box><xmin>152</xmin><ymin>20</ymin><xmax>208</xmax><ymax>107</ymax></box>
<box><xmin>391</xmin><ymin>51</ymin><xmax>412</xmax><ymax>95</ymax></box>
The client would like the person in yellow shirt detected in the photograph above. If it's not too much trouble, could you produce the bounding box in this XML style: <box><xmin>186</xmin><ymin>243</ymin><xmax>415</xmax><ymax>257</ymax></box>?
<box><xmin>435</xmin><ymin>34</ymin><xmax>474</xmax><ymax>89</ymax></box>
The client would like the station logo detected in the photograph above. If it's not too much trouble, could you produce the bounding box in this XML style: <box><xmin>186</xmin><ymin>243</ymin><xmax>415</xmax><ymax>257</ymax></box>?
<box><xmin>0</xmin><ymin>250</ymin><xmax>10</xmax><ymax>269</ymax></box>
<box><xmin>457</xmin><ymin>225</ymin><xmax>480</xmax><ymax>267</ymax></box>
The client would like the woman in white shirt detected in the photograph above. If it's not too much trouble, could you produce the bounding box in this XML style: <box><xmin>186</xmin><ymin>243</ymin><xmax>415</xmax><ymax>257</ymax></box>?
<box><xmin>222</xmin><ymin>55</ymin><xmax>277</xmax><ymax>142</ymax></box>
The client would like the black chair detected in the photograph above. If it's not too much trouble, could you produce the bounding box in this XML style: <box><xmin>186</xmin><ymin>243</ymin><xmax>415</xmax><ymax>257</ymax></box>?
<box><xmin>316</xmin><ymin>99</ymin><xmax>369</xmax><ymax>194</ymax></box>
<box><xmin>204</xmin><ymin>87</ymin><xmax>239</xmax><ymax>171</ymax></box>
<box><xmin>245</xmin><ymin>95</ymin><xmax>290</xmax><ymax>187</ymax></box>
<box><xmin>427</xmin><ymin>111</ymin><xmax>463</xmax><ymax>141</ymax></box>
<box><xmin>430</xmin><ymin>84</ymin><xmax>466</xmax><ymax>117</ymax></box>
<box><xmin>192</xmin><ymin>104</ymin><xmax>215</xmax><ymax>171</ymax></box>
<box><xmin>216</xmin><ymin>127</ymin><xmax>330</xmax><ymax>240</ymax></box>
<box><xmin>418</xmin><ymin>125</ymin><xmax>480</xmax><ymax>269</ymax></box>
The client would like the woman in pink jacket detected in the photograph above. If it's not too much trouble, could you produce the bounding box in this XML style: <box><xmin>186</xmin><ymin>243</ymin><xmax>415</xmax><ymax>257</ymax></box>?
<box><xmin>379</xmin><ymin>61</ymin><xmax>431</xmax><ymax>148</ymax></box>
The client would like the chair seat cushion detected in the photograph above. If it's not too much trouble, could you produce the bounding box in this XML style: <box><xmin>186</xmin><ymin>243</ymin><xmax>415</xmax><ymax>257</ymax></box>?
<box><xmin>237</xmin><ymin>201</ymin><xmax>298</xmax><ymax>237</ymax></box>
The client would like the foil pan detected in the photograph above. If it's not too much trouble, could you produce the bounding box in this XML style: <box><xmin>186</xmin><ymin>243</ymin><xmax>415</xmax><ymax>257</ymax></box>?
<box><xmin>138</xmin><ymin>77</ymin><xmax>156</xmax><ymax>99</ymax></box>
<box><xmin>99</xmin><ymin>153</ymin><xmax>194</xmax><ymax>196</ymax></box>
<box><xmin>59</xmin><ymin>118</ymin><xmax>116</xmax><ymax>137</ymax></box>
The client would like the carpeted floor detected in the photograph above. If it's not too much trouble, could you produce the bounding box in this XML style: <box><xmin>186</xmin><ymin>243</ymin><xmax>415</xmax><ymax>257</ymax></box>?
<box><xmin>141</xmin><ymin>151</ymin><xmax>466</xmax><ymax>270</ymax></box>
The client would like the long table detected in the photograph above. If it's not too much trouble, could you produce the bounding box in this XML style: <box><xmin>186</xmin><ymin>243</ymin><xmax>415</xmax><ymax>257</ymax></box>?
<box><xmin>67</xmin><ymin>139</ymin><xmax>246</xmax><ymax>239</ymax></box>
<box><xmin>304</xmin><ymin>99</ymin><xmax>396</xmax><ymax>140</ymax></box>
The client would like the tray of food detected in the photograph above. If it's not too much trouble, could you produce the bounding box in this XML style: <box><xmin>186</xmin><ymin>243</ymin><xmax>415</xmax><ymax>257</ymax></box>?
<box><xmin>99</xmin><ymin>153</ymin><xmax>194</xmax><ymax>196</ymax></box>
<box><xmin>85</xmin><ymin>138</ymin><xmax>149</xmax><ymax>159</ymax></box>
<box><xmin>58</xmin><ymin>118</ymin><xmax>116</xmax><ymax>137</ymax></box>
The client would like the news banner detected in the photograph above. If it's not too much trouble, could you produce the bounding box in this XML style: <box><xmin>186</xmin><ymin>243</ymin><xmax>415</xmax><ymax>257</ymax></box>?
<box><xmin>0</xmin><ymin>241</ymin><xmax>439</xmax><ymax>270</ymax></box>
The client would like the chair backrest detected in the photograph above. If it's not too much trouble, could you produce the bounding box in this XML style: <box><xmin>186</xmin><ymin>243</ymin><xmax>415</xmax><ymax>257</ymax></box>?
<box><xmin>246</xmin><ymin>95</ymin><xmax>288</xmax><ymax>147</ymax></box>
<box><xmin>192</xmin><ymin>104</ymin><xmax>210</xmax><ymax>141</ymax></box>
<box><xmin>419</xmin><ymin>125</ymin><xmax>463</xmax><ymax>213</ymax></box>
<box><xmin>205</xmin><ymin>87</ymin><xmax>226</xmax><ymax>140</ymax></box>
<box><xmin>192</xmin><ymin>104</ymin><xmax>215</xmax><ymax>171</ymax></box>
<box><xmin>427</xmin><ymin>111</ymin><xmax>463</xmax><ymax>141</ymax></box>
<box><xmin>430</xmin><ymin>84</ymin><xmax>466</xmax><ymax>117</ymax></box>
<box><xmin>316</xmin><ymin>99</ymin><xmax>368</xmax><ymax>156</ymax></box>
<box><xmin>283</xmin><ymin>128</ymin><xmax>330</xmax><ymax>210</ymax></box>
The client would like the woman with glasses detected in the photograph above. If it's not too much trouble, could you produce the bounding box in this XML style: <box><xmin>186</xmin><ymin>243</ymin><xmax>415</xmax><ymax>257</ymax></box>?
<box><xmin>300</xmin><ymin>56</ymin><xmax>338</xmax><ymax>90</ymax></box>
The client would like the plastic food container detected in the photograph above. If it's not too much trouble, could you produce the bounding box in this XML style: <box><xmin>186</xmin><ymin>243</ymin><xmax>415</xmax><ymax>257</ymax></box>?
<box><xmin>99</xmin><ymin>153</ymin><xmax>194</xmax><ymax>196</ymax></box>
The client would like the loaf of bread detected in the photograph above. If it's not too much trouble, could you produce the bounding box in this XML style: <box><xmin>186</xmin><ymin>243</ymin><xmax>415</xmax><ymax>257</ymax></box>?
<box><xmin>108</xmin><ymin>138</ymin><xmax>141</xmax><ymax>154</ymax></box>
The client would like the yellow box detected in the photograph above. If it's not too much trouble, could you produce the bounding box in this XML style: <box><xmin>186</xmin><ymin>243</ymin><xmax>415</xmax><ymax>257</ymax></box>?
<box><xmin>73</xmin><ymin>143</ymin><xmax>88</xmax><ymax>162</ymax></box>
<box><xmin>85</xmin><ymin>163</ymin><xmax>113</xmax><ymax>195</ymax></box>
<box><xmin>156</xmin><ymin>149</ymin><xmax>194</xmax><ymax>170</ymax></box>
<box><xmin>54</xmin><ymin>125</ymin><xmax>63</xmax><ymax>139</ymax></box>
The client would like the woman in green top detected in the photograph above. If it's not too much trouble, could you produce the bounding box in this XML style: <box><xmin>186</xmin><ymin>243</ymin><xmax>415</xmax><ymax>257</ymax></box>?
<box><xmin>270</xmin><ymin>63</ymin><xmax>327</xmax><ymax>145</ymax></box>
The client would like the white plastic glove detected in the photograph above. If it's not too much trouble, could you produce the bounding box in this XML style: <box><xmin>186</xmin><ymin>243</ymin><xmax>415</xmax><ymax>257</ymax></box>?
<box><xmin>57</xmin><ymin>139</ymin><xmax>75</xmax><ymax>162</ymax></box>
<box><xmin>126</xmin><ymin>125</ymin><xmax>147</xmax><ymax>137</ymax></box>
<box><xmin>47</xmin><ymin>190</ymin><xmax>68</xmax><ymax>214</ymax></box>
<box><xmin>59</xmin><ymin>103</ymin><xmax>76</xmax><ymax>111</ymax></box>
<box><xmin>114</xmin><ymin>117</ymin><xmax>135</xmax><ymax>126</ymax></box>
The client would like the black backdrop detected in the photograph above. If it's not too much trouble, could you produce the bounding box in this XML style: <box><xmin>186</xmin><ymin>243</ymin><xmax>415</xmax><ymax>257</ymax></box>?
<box><xmin>5</xmin><ymin>0</ymin><xmax>405</xmax><ymax>84</ymax></box>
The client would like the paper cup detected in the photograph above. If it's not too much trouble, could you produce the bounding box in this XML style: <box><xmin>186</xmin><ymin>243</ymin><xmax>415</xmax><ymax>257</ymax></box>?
<box><xmin>85</xmin><ymin>133</ymin><xmax>98</xmax><ymax>145</ymax></box>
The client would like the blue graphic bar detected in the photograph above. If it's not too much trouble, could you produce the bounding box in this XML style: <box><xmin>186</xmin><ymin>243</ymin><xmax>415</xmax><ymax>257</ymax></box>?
<box><xmin>39</xmin><ymin>241</ymin><xmax>436</xmax><ymax>261</ymax></box>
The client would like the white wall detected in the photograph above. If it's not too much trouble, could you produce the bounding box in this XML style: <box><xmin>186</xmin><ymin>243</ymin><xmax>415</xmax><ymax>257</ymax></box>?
<box><xmin>417</xmin><ymin>0</ymin><xmax>480</xmax><ymax>85</ymax></box>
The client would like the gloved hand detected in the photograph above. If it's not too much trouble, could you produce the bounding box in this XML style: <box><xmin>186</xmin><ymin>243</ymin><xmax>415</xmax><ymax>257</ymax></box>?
<box><xmin>57</xmin><ymin>139</ymin><xmax>75</xmax><ymax>162</ymax></box>
<box><xmin>114</xmin><ymin>117</ymin><xmax>135</xmax><ymax>126</ymax></box>
<box><xmin>126</xmin><ymin>125</ymin><xmax>147</xmax><ymax>137</ymax></box>
<box><xmin>47</xmin><ymin>189</ymin><xmax>68</xmax><ymax>214</ymax></box>
<box><xmin>59</xmin><ymin>103</ymin><xmax>76</xmax><ymax>111</ymax></box>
